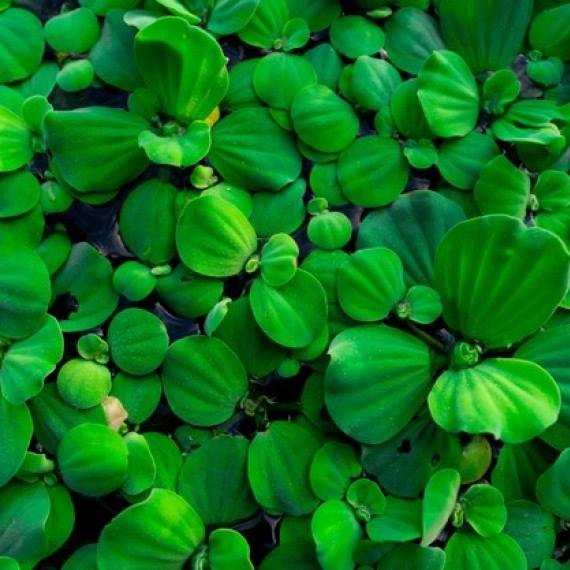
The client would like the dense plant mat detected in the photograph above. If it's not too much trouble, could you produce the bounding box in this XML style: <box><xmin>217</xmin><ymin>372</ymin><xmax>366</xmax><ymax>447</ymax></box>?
<box><xmin>1</xmin><ymin>0</ymin><xmax>570</xmax><ymax>568</ymax></box>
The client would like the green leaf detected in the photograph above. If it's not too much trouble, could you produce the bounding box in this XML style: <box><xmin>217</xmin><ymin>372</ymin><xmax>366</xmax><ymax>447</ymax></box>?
<box><xmin>110</xmin><ymin>372</ymin><xmax>161</xmax><ymax>425</ymax></box>
<box><xmin>474</xmin><ymin>155</ymin><xmax>530</xmax><ymax>218</ymax></box>
<box><xmin>213</xmin><ymin>296</ymin><xmax>286</xmax><ymax>378</ymax></box>
<box><xmin>259</xmin><ymin>233</ymin><xmax>299</xmax><ymax>287</ymax></box>
<box><xmin>207</xmin><ymin>0</ymin><xmax>259</xmax><ymax>36</ymax></box>
<box><xmin>89</xmin><ymin>9</ymin><xmax>143</xmax><ymax>91</ymax></box>
<box><xmin>134</xmin><ymin>17</ymin><xmax>228</xmax><ymax>124</ymax></box>
<box><xmin>529</xmin><ymin>4</ymin><xmax>570</xmax><ymax>61</ymax></box>
<box><xmin>287</xmin><ymin>0</ymin><xmax>340</xmax><ymax>33</ymax></box>
<box><xmin>404</xmin><ymin>139</ymin><xmax>438</xmax><ymax>170</ymax></box>
<box><xmin>122</xmin><ymin>432</ymin><xmax>157</xmax><ymax>496</ymax></box>
<box><xmin>44</xmin><ymin>7</ymin><xmax>100</xmax><ymax>54</ymax></box>
<box><xmin>422</xmin><ymin>469</ymin><xmax>461</xmax><ymax>546</ymax></box>
<box><xmin>459</xmin><ymin>436</ymin><xmax>492</xmax><ymax>485</ymax></box>
<box><xmin>237</xmin><ymin>0</ymin><xmax>290</xmax><ymax>49</ymax></box>
<box><xmin>437</xmin><ymin>132</ymin><xmax>500</xmax><ymax>190</ymax></box>
<box><xmin>460</xmin><ymin>484</ymin><xmax>507</xmax><ymax>537</ymax></box>
<box><xmin>303</xmin><ymin>43</ymin><xmax>344</xmax><ymax>91</ymax></box>
<box><xmin>516</xmin><ymin>325</ymin><xmax>570</xmax><ymax>450</ymax></box>
<box><xmin>0</xmin><ymin>105</ymin><xmax>32</xmax><ymax>173</ymax></box>
<box><xmin>418</xmin><ymin>50</ymin><xmax>479</xmax><ymax>138</ymax></box>
<box><xmin>338</xmin><ymin>136</ymin><xmax>409</xmax><ymax>207</ymax></box>
<box><xmin>0</xmin><ymin>397</ymin><xmax>32</xmax><ymax>487</ymax></box>
<box><xmin>434</xmin><ymin>215</ymin><xmax>570</xmax><ymax>348</ymax></box>
<box><xmin>51</xmin><ymin>242</ymin><xmax>119</xmax><ymax>333</ymax></box>
<box><xmin>403</xmin><ymin>285</ymin><xmax>442</xmax><ymax>325</ymax></box>
<box><xmin>208</xmin><ymin>529</ymin><xmax>254</xmax><ymax>570</ymax></box>
<box><xmin>439</xmin><ymin>0</ymin><xmax>533</xmax><ymax>74</ymax></box>
<box><xmin>482</xmin><ymin>70</ymin><xmax>521</xmax><ymax>116</ymax></box>
<box><xmin>379</xmin><ymin>544</ymin><xmax>445</xmax><ymax>570</ymax></box>
<box><xmin>57</xmin><ymin>423</ymin><xmax>129</xmax><ymax>497</ymax></box>
<box><xmin>43</xmin><ymin>484</ymin><xmax>75</xmax><ymax>559</ymax></box>
<box><xmin>491</xmin><ymin>439</ymin><xmax>557</xmax><ymax>503</ymax></box>
<box><xmin>291</xmin><ymin>84</ymin><xmax>359</xmax><ymax>153</ymax></box>
<box><xmin>311</xmin><ymin>500</ymin><xmax>363</xmax><ymax>570</ymax></box>
<box><xmin>429</xmin><ymin>359</ymin><xmax>560</xmax><ymax>444</ymax></box>
<box><xmin>0</xmin><ymin>244</ymin><xmax>50</xmax><ymax>340</ymax></box>
<box><xmin>444</xmin><ymin>531</ymin><xmax>526</xmax><ymax>570</ymax></box>
<box><xmin>79</xmin><ymin>0</ymin><xmax>139</xmax><ymax>16</ymax></box>
<box><xmin>301</xmin><ymin>249</ymin><xmax>350</xmax><ymax>303</ymax></box>
<box><xmin>357</xmin><ymin>190</ymin><xmax>465</xmax><ymax>286</ymax></box>
<box><xmin>250</xmin><ymin>269</ymin><xmax>327</xmax><ymax>349</ymax></box>
<box><xmin>138</xmin><ymin>122</ymin><xmax>211</xmax><ymax>167</ymax></box>
<box><xmin>44</xmin><ymin>107</ymin><xmax>149</xmax><ymax>194</ymax></box>
<box><xmin>325</xmin><ymin>325</ymin><xmax>432</xmax><ymax>444</ymax></box>
<box><xmin>1</xmin><ymin>315</ymin><xmax>63</xmax><ymax>405</ymax></box>
<box><xmin>143</xmin><ymin>432</ymin><xmax>183</xmax><ymax>492</ymax></box>
<box><xmin>209</xmin><ymin>107</ymin><xmax>302</xmax><ymax>192</ymax></box>
<box><xmin>346</xmin><ymin>479</ymin><xmax>386</xmax><ymax>517</ymax></box>
<box><xmin>503</xmin><ymin>500</ymin><xmax>556</xmax><ymax>569</ymax></box>
<box><xmin>108</xmin><ymin>308</ymin><xmax>169</xmax><ymax>376</ymax></box>
<box><xmin>178</xmin><ymin>435</ymin><xmax>257</xmax><ymax>525</ymax></box>
<box><xmin>249</xmin><ymin>179</ymin><xmax>306</xmax><ymax>236</ymax></box>
<box><xmin>161</xmin><ymin>335</ymin><xmax>248</xmax><ymax>426</ymax></box>
<box><xmin>0</xmin><ymin>170</ymin><xmax>41</xmax><ymax>218</ymax></box>
<box><xmin>384</xmin><ymin>8</ymin><xmax>446</xmax><ymax>74</ymax></box>
<box><xmin>534</xmin><ymin>170</ymin><xmax>570</xmax><ymax>213</ymax></box>
<box><xmin>119</xmin><ymin>178</ymin><xmax>178</xmax><ymax>266</ymax></box>
<box><xmin>307</xmin><ymin>212</ymin><xmax>352</xmax><ymax>251</ymax></box>
<box><xmin>362</xmin><ymin>407</ymin><xmax>462</xmax><ymax>499</ymax></box>
<box><xmin>391</xmin><ymin>79</ymin><xmax>435</xmax><ymax>140</ymax></box>
<box><xmin>536</xmin><ymin>447</ymin><xmax>570</xmax><ymax>520</ymax></box>
<box><xmin>0</xmin><ymin>9</ymin><xmax>44</xmax><ymax>83</ymax></box>
<box><xmin>309</xmin><ymin>441</ymin><xmax>361</xmax><ymax>501</ymax></box>
<box><xmin>56</xmin><ymin>60</ymin><xmax>95</xmax><ymax>93</ymax></box>
<box><xmin>97</xmin><ymin>489</ymin><xmax>205</xmax><ymax>570</ymax></box>
<box><xmin>155</xmin><ymin>263</ymin><xmax>223</xmax><ymax>318</ymax></box>
<box><xmin>0</xmin><ymin>481</ymin><xmax>50</xmax><ymax>568</ymax></box>
<box><xmin>176</xmin><ymin>195</ymin><xmax>257</xmax><ymax>278</ymax></box>
<box><xmin>350</xmin><ymin>56</ymin><xmax>402</xmax><ymax>112</ymax></box>
<box><xmin>367</xmin><ymin>496</ymin><xmax>422</xmax><ymax>542</ymax></box>
<box><xmin>248</xmin><ymin>421</ymin><xmax>320</xmax><ymax>516</ymax></box>
<box><xmin>330</xmin><ymin>15</ymin><xmax>384</xmax><ymax>59</ymax></box>
<box><xmin>253</xmin><ymin>52</ymin><xmax>316</xmax><ymax>110</ymax></box>
<box><xmin>259</xmin><ymin>541</ymin><xmax>319</xmax><ymax>570</ymax></box>
<box><xmin>492</xmin><ymin>100</ymin><xmax>566</xmax><ymax>150</ymax></box>
<box><xmin>28</xmin><ymin>384</ymin><xmax>107</xmax><ymax>455</ymax></box>
<box><xmin>337</xmin><ymin>247</ymin><xmax>406</xmax><ymax>322</ymax></box>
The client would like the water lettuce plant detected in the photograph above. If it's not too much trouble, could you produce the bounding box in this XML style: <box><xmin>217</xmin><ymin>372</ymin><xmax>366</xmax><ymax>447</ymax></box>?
<box><xmin>1</xmin><ymin>0</ymin><xmax>570</xmax><ymax>569</ymax></box>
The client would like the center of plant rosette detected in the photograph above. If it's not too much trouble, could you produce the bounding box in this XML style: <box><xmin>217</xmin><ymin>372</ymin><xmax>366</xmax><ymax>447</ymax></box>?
<box><xmin>449</xmin><ymin>341</ymin><xmax>481</xmax><ymax>369</ymax></box>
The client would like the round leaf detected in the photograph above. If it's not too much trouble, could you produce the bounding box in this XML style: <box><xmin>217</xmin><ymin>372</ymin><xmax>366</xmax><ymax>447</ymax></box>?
<box><xmin>178</xmin><ymin>435</ymin><xmax>257</xmax><ymax>525</ymax></box>
<box><xmin>338</xmin><ymin>136</ymin><xmax>409</xmax><ymax>208</ymax></box>
<box><xmin>250</xmin><ymin>269</ymin><xmax>328</xmax><ymax>349</ymax></box>
<box><xmin>312</xmin><ymin>500</ymin><xmax>363</xmax><ymax>570</ymax></box>
<box><xmin>440</xmin><ymin>0</ymin><xmax>533</xmax><ymax>74</ymax></box>
<box><xmin>291</xmin><ymin>84</ymin><xmax>359</xmax><ymax>153</ymax></box>
<box><xmin>460</xmin><ymin>484</ymin><xmax>507</xmax><ymax>537</ymax></box>
<box><xmin>134</xmin><ymin>17</ymin><xmax>228</xmax><ymax>124</ymax></box>
<box><xmin>209</xmin><ymin>107</ymin><xmax>302</xmax><ymax>192</ymax></box>
<box><xmin>417</xmin><ymin>50</ymin><xmax>480</xmax><ymax>138</ymax></box>
<box><xmin>325</xmin><ymin>325</ymin><xmax>432</xmax><ymax>445</ymax></box>
<box><xmin>434</xmin><ymin>215</ymin><xmax>570</xmax><ymax>348</ymax></box>
<box><xmin>248</xmin><ymin>421</ymin><xmax>320</xmax><ymax>516</ymax></box>
<box><xmin>330</xmin><ymin>15</ymin><xmax>384</xmax><ymax>59</ymax></box>
<box><xmin>0</xmin><ymin>8</ymin><xmax>44</xmax><ymax>83</ymax></box>
<box><xmin>0</xmin><ymin>397</ymin><xmax>32</xmax><ymax>487</ymax></box>
<box><xmin>57</xmin><ymin>423</ymin><xmax>129</xmax><ymax>497</ymax></box>
<box><xmin>161</xmin><ymin>335</ymin><xmax>248</xmax><ymax>426</ymax></box>
<box><xmin>337</xmin><ymin>247</ymin><xmax>406</xmax><ymax>322</ymax></box>
<box><xmin>108</xmin><ymin>308</ymin><xmax>169</xmax><ymax>375</ymax></box>
<box><xmin>536</xmin><ymin>448</ymin><xmax>570</xmax><ymax>520</ymax></box>
<box><xmin>357</xmin><ymin>190</ymin><xmax>466</xmax><ymax>286</ymax></box>
<box><xmin>428</xmin><ymin>359</ymin><xmax>561</xmax><ymax>444</ymax></box>
<box><xmin>176</xmin><ymin>195</ymin><xmax>257</xmax><ymax>278</ymax></box>
<box><xmin>97</xmin><ymin>489</ymin><xmax>205</xmax><ymax>570</ymax></box>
